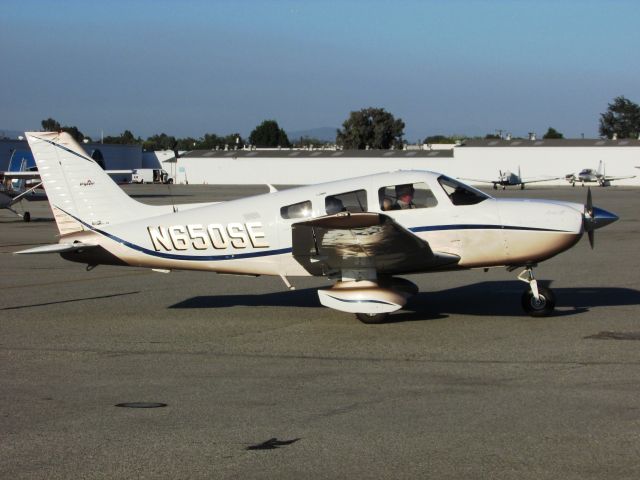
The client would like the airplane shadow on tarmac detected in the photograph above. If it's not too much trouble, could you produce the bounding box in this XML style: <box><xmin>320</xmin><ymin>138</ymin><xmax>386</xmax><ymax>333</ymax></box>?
<box><xmin>170</xmin><ymin>280</ymin><xmax>640</xmax><ymax>323</ymax></box>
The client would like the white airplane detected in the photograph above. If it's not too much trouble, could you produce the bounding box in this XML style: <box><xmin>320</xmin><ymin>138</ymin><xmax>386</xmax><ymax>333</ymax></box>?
<box><xmin>16</xmin><ymin>131</ymin><xmax>618</xmax><ymax>323</ymax></box>
<box><xmin>462</xmin><ymin>166</ymin><xmax>559</xmax><ymax>190</ymax></box>
<box><xmin>1</xmin><ymin>165</ymin><xmax>131</xmax><ymax>222</ymax></box>
<box><xmin>565</xmin><ymin>160</ymin><xmax>636</xmax><ymax>187</ymax></box>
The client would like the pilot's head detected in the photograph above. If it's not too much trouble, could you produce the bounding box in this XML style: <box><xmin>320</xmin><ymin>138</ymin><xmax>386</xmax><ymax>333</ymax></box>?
<box><xmin>395</xmin><ymin>184</ymin><xmax>415</xmax><ymax>203</ymax></box>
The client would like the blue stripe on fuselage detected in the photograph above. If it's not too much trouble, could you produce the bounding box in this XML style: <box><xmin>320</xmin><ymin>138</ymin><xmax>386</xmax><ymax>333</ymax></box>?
<box><xmin>58</xmin><ymin>206</ymin><xmax>570</xmax><ymax>263</ymax></box>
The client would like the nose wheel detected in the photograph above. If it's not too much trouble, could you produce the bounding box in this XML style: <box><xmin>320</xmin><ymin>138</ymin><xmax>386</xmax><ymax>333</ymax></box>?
<box><xmin>517</xmin><ymin>267</ymin><xmax>556</xmax><ymax>317</ymax></box>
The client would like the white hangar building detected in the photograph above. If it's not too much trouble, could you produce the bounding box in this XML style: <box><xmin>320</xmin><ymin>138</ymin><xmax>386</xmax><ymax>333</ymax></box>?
<box><xmin>168</xmin><ymin>138</ymin><xmax>640</xmax><ymax>187</ymax></box>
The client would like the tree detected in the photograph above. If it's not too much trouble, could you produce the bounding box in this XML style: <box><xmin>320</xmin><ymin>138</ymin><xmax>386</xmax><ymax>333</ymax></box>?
<box><xmin>542</xmin><ymin>127</ymin><xmax>564</xmax><ymax>139</ymax></box>
<box><xmin>599</xmin><ymin>96</ymin><xmax>640</xmax><ymax>139</ymax></box>
<box><xmin>424</xmin><ymin>135</ymin><xmax>456</xmax><ymax>144</ymax></box>
<box><xmin>40</xmin><ymin>117</ymin><xmax>85</xmax><ymax>142</ymax></box>
<box><xmin>249</xmin><ymin>120</ymin><xmax>290</xmax><ymax>148</ymax></box>
<box><xmin>143</xmin><ymin>133</ymin><xmax>177</xmax><ymax>151</ymax></box>
<box><xmin>103</xmin><ymin>130</ymin><xmax>141</xmax><ymax>144</ymax></box>
<box><xmin>41</xmin><ymin>118</ymin><xmax>61</xmax><ymax>131</ymax></box>
<box><xmin>336</xmin><ymin>108</ymin><xmax>404</xmax><ymax>149</ymax></box>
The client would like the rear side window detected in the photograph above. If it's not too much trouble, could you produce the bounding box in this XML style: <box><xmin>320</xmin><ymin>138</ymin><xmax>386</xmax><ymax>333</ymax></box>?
<box><xmin>325</xmin><ymin>189</ymin><xmax>367</xmax><ymax>214</ymax></box>
<box><xmin>281</xmin><ymin>200</ymin><xmax>312</xmax><ymax>219</ymax></box>
<box><xmin>378</xmin><ymin>182</ymin><xmax>438</xmax><ymax>210</ymax></box>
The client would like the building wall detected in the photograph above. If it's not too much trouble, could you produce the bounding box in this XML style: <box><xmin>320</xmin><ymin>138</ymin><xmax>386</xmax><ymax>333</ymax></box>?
<box><xmin>0</xmin><ymin>139</ymin><xmax>142</xmax><ymax>172</ymax></box>
<box><xmin>174</xmin><ymin>146</ymin><xmax>640</xmax><ymax>186</ymax></box>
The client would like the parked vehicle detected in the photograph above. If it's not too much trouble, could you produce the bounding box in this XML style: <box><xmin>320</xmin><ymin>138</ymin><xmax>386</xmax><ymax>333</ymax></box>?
<box><xmin>131</xmin><ymin>169</ymin><xmax>173</xmax><ymax>184</ymax></box>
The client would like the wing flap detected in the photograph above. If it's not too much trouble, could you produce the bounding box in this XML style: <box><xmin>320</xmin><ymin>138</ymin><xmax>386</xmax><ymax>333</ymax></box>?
<box><xmin>292</xmin><ymin>212</ymin><xmax>459</xmax><ymax>276</ymax></box>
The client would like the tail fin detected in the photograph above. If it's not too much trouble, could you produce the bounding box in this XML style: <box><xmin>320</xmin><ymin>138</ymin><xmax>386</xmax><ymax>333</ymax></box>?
<box><xmin>597</xmin><ymin>160</ymin><xmax>604</xmax><ymax>176</ymax></box>
<box><xmin>26</xmin><ymin>131</ymin><xmax>158</xmax><ymax>235</ymax></box>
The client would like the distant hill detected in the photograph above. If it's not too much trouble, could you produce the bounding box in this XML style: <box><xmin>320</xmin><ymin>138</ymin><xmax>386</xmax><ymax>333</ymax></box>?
<box><xmin>0</xmin><ymin>129</ymin><xmax>24</xmax><ymax>139</ymax></box>
<box><xmin>286</xmin><ymin>127</ymin><xmax>337</xmax><ymax>143</ymax></box>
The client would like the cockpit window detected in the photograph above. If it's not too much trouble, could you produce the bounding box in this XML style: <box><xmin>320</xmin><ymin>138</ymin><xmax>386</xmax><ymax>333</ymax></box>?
<box><xmin>281</xmin><ymin>200</ymin><xmax>312</xmax><ymax>219</ymax></box>
<box><xmin>438</xmin><ymin>176</ymin><xmax>489</xmax><ymax>206</ymax></box>
<box><xmin>378</xmin><ymin>182</ymin><xmax>438</xmax><ymax>210</ymax></box>
<box><xmin>325</xmin><ymin>189</ymin><xmax>367</xmax><ymax>214</ymax></box>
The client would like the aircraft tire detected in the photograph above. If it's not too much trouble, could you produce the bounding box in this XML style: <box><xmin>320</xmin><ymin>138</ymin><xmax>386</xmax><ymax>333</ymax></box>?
<box><xmin>521</xmin><ymin>286</ymin><xmax>555</xmax><ymax>317</ymax></box>
<box><xmin>356</xmin><ymin>312</ymin><xmax>389</xmax><ymax>324</ymax></box>
<box><xmin>23</xmin><ymin>211</ymin><xmax>31</xmax><ymax>222</ymax></box>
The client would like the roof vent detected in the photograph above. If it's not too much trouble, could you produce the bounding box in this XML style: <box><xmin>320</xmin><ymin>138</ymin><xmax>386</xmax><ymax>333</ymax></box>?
<box><xmin>506</xmin><ymin>133</ymin><xmax>512</xmax><ymax>141</ymax></box>
<box><xmin>612</xmin><ymin>133</ymin><xmax>618</xmax><ymax>140</ymax></box>
<box><xmin>528</xmin><ymin>132</ymin><xmax>536</xmax><ymax>141</ymax></box>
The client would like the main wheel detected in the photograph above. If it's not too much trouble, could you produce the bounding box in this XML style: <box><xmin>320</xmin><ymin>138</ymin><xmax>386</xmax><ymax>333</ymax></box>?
<box><xmin>23</xmin><ymin>211</ymin><xmax>31</xmax><ymax>222</ymax></box>
<box><xmin>356</xmin><ymin>312</ymin><xmax>389</xmax><ymax>324</ymax></box>
<box><xmin>521</xmin><ymin>286</ymin><xmax>556</xmax><ymax>317</ymax></box>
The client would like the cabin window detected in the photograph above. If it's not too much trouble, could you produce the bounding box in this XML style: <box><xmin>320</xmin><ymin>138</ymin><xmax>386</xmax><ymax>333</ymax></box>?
<box><xmin>378</xmin><ymin>182</ymin><xmax>438</xmax><ymax>211</ymax></box>
<box><xmin>325</xmin><ymin>189</ymin><xmax>367</xmax><ymax>214</ymax></box>
<box><xmin>437</xmin><ymin>175</ymin><xmax>488</xmax><ymax>206</ymax></box>
<box><xmin>280</xmin><ymin>200</ymin><xmax>312</xmax><ymax>219</ymax></box>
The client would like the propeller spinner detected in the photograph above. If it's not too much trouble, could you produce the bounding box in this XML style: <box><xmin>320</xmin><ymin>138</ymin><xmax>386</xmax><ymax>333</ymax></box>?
<box><xmin>583</xmin><ymin>187</ymin><xmax>619</xmax><ymax>248</ymax></box>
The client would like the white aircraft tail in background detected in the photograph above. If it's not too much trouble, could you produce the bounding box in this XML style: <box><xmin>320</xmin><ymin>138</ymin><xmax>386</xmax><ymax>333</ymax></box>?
<box><xmin>17</xmin><ymin>131</ymin><xmax>619</xmax><ymax>323</ymax></box>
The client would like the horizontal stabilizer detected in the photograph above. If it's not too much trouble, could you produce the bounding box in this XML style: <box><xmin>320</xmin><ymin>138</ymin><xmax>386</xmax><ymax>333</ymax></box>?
<box><xmin>15</xmin><ymin>242</ymin><xmax>98</xmax><ymax>255</ymax></box>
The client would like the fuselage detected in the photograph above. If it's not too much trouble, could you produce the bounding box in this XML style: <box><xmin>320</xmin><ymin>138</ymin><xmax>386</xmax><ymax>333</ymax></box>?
<box><xmin>60</xmin><ymin>171</ymin><xmax>585</xmax><ymax>276</ymax></box>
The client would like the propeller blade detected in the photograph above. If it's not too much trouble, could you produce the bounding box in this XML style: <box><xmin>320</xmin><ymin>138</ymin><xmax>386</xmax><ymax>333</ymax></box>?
<box><xmin>584</xmin><ymin>187</ymin><xmax>595</xmax><ymax>248</ymax></box>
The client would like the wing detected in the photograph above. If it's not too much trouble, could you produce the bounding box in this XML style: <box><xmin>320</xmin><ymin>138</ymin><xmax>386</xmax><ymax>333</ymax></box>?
<box><xmin>292</xmin><ymin>212</ymin><xmax>459</xmax><ymax>276</ymax></box>
<box><xmin>458</xmin><ymin>177</ymin><xmax>495</xmax><ymax>184</ymax></box>
<box><xmin>520</xmin><ymin>176</ymin><xmax>561</xmax><ymax>185</ymax></box>
<box><xmin>1</xmin><ymin>171</ymin><xmax>41</xmax><ymax>180</ymax></box>
<box><xmin>603</xmin><ymin>175</ymin><xmax>636</xmax><ymax>181</ymax></box>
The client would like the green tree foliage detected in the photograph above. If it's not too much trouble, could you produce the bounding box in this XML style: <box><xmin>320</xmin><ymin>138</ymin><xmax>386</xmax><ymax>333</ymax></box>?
<box><xmin>336</xmin><ymin>108</ymin><xmax>405</xmax><ymax>149</ymax></box>
<box><xmin>40</xmin><ymin>118</ymin><xmax>85</xmax><ymax>142</ymax></box>
<box><xmin>542</xmin><ymin>127</ymin><xmax>564</xmax><ymax>139</ymax></box>
<box><xmin>103</xmin><ymin>130</ymin><xmax>141</xmax><ymax>144</ymax></box>
<box><xmin>599</xmin><ymin>96</ymin><xmax>640</xmax><ymax>139</ymax></box>
<box><xmin>41</xmin><ymin>118</ymin><xmax>61</xmax><ymax>131</ymax></box>
<box><xmin>484</xmin><ymin>133</ymin><xmax>501</xmax><ymax>139</ymax></box>
<box><xmin>143</xmin><ymin>133</ymin><xmax>177</xmax><ymax>151</ymax></box>
<box><xmin>249</xmin><ymin>120</ymin><xmax>290</xmax><ymax>148</ymax></box>
<box><xmin>424</xmin><ymin>135</ymin><xmax>456</xmax><ymax>144</ymax></box>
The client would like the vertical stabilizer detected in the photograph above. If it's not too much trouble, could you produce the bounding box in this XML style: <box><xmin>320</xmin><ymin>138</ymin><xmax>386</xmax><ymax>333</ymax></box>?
<box><xmin>26</xmin><ymin>131</ymin><xmax>156</xmax><ymax>235</ymax></box>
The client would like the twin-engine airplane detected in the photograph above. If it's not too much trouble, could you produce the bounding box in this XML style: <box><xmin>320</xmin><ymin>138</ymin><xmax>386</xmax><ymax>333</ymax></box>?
<box><xmin>462</xmin><ymin>166</ymin><xmax>559</xmax><ymax>190</ymax></box>
<box><xmin>565</xmin><ymin>160</ymin><xmax>636</xmax><ymax>187</ymax></box>
<box><xmin>16</xmin><ymin>132</ymin><xmax>618</xmax><ymax>323</ymax></box>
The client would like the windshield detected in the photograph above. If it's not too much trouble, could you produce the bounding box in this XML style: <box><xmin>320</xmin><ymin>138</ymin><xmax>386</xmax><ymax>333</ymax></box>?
<box><xmin>437</xmin><ymin>175</ymin><xmax>490</xmax><ymax>206</ymax></box>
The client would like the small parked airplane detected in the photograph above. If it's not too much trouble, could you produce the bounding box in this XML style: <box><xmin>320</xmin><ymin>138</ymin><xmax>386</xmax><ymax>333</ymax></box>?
<box><xmin>1</xmin><ymin>157</ymin><xmax>131</xmax><ymax>222</ymax></box>
<box><xmin>565</xmin><ymin>160</ymin><xmax>635</xmax><ymax>187</ymax></box>
<box><xmin>462</xmin><ymin>167</ymin><xmax>559</xmax><ymax>190</ymax></box>
<box><xmin>16</xmin><ymin>131</ymin><xmax>618</xmax><ymax>323</ymax></box>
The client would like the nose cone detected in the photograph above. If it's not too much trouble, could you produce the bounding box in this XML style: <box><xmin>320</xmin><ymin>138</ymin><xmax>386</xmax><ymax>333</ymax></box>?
<box><xmin>589</xmin><ymin>206</ymin><xmax>619</xmax><ymax>230</ymax></box>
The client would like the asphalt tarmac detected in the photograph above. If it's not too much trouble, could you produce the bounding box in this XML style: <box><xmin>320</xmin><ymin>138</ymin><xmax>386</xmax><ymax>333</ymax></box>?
<box><xmin>1</xmin><ymin>184</ymin><xmax>639</xmax><ymax>479</ymax></box>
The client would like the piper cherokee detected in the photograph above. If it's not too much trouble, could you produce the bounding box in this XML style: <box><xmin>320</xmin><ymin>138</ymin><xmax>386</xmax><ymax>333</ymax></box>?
<box><xmin>16</xmin><ymin>132</ymin><xmax>618</xmax><ymax>324</ymax></box>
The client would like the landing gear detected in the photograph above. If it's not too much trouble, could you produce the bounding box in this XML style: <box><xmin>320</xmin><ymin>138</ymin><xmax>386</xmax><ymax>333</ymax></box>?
<box><xmin>356</xmin><ymin>312</ymin><xmax>389</xmax><ymax>324</ymax></box>
<box><xmin>22</xmin><ymin>211</ymin><xmax>31</xmax><ymax>222</ymax></box>
<box><xmin>517</xmin><ymin>266</ymin><xmax>556</xmax><ymax>317</ymax></box>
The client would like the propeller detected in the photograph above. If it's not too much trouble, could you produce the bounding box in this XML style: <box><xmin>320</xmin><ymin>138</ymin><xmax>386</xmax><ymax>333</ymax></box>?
<box><xmin>583</xmin><ymin>187</ymin><xmax>619</xmax><ymax>249</ymax></box>
<box><xmin>584</xmin><ymin>187</ymin><xmax>595</xmax><ymax>248</ymax></box>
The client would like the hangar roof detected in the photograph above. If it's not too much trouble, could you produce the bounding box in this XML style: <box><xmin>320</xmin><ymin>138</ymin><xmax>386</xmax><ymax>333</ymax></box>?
<box><xmin>180</xmin><ymin>149</ymin><xmax>454</xmax><ymax>159</ymax></box>
<box><xmin>460</xmin><ymin>138</ymin><xmax>640</xmax><ymax>147</ymax></box>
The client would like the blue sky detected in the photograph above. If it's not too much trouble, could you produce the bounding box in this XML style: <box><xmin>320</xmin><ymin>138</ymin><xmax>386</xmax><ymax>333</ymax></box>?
<box><xmin>2</xmin><ymin>0</ymin><xmax>639</xmax><ymax>141</ymax></box>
